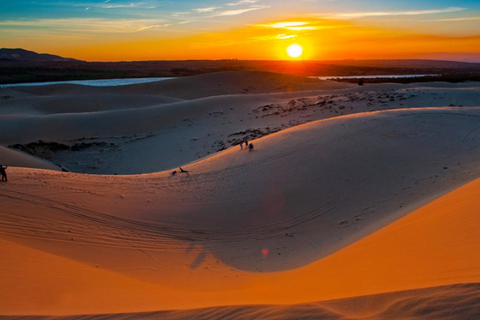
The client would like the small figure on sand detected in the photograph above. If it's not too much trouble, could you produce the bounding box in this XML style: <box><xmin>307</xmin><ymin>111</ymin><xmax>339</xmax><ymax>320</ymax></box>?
<box><xmin>245</xmin><ymin>140</ymin><xmax>249</xmax><ymax>149</ymax></box>
<box><xmin>240</xmin><ymin>142</ymin><xmax>244</xmax><ymax>150</ymax></box>
<box><xmin>171</xmin><ymin>170</ymin><xmax>177</xmax><ymax>176</ymax></box>
<box><xmin>0</xmin><ymin>164</ymin><xmax>7</xmax><ymax>182</ymax></box>
<box><xmin>248</xmin><ymin>143</ymin><xmax>254</xmax><ymax>152</ymax></box>
<box><xmin>179</xmin><ymin>167</ymin><xmax>189</xmax><ymax>175</ymax></box>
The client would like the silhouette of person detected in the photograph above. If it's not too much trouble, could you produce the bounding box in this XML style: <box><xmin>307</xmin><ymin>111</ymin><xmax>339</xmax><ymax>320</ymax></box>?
<box><xmin>248</xmin><ymin>143</ymin><xmax>254</xmax><ymax>152</ymax></box>
<box><xmin>179</xmin><ymin>167</ymin><xmax>189</xmax><ymax>175</ymax></box>
<box><xmin>240</xmin><ymin>142</ymin><xmax>244</xmax><ymax>150</ymax></box>
<box><xmin>171</xmin><ymin>170</ymin><xmax>177</xmax><ymax>176</ymax></box>
<box><xmin>245</xmin><ymin>140</ymin><xmax>249</xmax><ymax>148</ymax></box>
<box><xmin>0</xmin><ymin>165</ymin><xmax>7</xmax><ymax>182</ymax></box>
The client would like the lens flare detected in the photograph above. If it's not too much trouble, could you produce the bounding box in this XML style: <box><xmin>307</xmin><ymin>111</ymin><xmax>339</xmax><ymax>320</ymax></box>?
<box><xmin>262</xmin><ymin>248</ymin><xmax>269</xmax><ymax>258</ymax></box>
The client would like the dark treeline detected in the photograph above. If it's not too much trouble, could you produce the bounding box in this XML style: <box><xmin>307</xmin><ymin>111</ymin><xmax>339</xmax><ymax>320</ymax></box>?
<box><xmin>1</xmin><ymin>59</ymin><xmax>480</xmax><ymax>85</ymax></box>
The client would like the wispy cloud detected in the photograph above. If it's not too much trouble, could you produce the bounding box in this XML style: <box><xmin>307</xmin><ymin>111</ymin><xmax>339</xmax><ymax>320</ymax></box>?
<box><xmin>0</xmin><ymin>18</ymin><xmax>169</xmax><ymax>33</ymax></box>
<box><xmin>277</xmin><ymin>34</ymin><xmax>297</xmax><ymax>39</ymax></box>
<box><xmin>256</xmin><ymin>21</ymin><xmax>339</xmax><ymax>31</ymax></box>
<box><xmin>431</xmin><ymin>16</ymin><xmax>480</xmax><ymax>22</ymax></box>
<box><xmin>325</xmin><ymin>7</ymin><xmax>465</xmax><ymax>19</ymax></box>
<box><xmin>257</xmin><ymin>21</ymin><xmax>317</xmax><ymax>31</ymax></box>
<box><xmin>68</xmin><ymin>1</ymin><xmax>157</xmax><ymax>10</ymax></box>
<box><xmin>100</xmin><ymin>2</ymin><xmax>156</xmax><ymax>9</ymax></box>
<box><xmin>226</xmin><ymin>0</ymin><xmax>259</xmax><ymax>6</ymax></box>
<box><xmin>249</xmin><ymin>34</ymin><xmax>297</xmax><ymax>42</ymax></box>
<box><xmin>137</xmin><ymin>24</ymin><xmax>170</xmax><ymax>31</ymax></box>
<box><xmin>258</xmin><ymin>22</ymin><xmax>309</xmax><ymax>28</ymax></box>
<box><xmin>193</xmin><ymin>6</ymin><xmax>219</xmax><ymax>13</ymax></box>
<box><xmin>171</xmin><ymin>11</ymin><xmax>190</xmax><ymax>17</ymax></box>
<box><xmin>214</xmin><ymin>5</ymin><xmax>269</xmax><ymax>16</ymax></box>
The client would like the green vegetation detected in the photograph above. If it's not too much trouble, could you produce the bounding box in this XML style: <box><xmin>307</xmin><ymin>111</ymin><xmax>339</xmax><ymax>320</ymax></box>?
<box><xmin>334</xmin><ymin>74</ymin><xmax>480</xmax><ymax>84</ymax></box>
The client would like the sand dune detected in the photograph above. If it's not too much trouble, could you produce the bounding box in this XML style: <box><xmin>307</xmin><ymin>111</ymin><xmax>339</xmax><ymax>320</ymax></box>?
<box><xmin>2</xmin><ymin>75</ymin><xmax>479</xmax><ymax>174</ymax></box>
<box><xmin>10</xmin><ymin>71</ymin><xmax>350</xmax><ymax>100</ymax></box>
<box><xmin>114</xmin><ymin>71</ymin><xmax>350</xmax><ymax>99</ymax></box>
<box><xmin>1</xmin><ymin>72</ymin><xmax>480</xmax><ymax>318</ymax></box>
<box><xmin>0</xmin><ymin>94</ymin><xmax>182</xmax><ymax>116</ymax></box>
<box><xmin>9</xmin><ymin>283</ymin><xmax>477</xmax><ymax>319</ymax></box>
<box><xmin>0</xmin><ymin>146</ymin><xmax>60</xmax><ymax>171</ymax></box>
<box><xmin>1</xmin><ymin>156</ymin><xmax>480</xmax><ymax>316</ymax></box>
<box><xmin>1</xmin><ymin>107</ymin><xmax>480</xmax><ymax>316</ymax></box>
<box><xmin>5</xmin><ymin>83</ymin><xmax>116</xmax><ymax>97</ymax></box>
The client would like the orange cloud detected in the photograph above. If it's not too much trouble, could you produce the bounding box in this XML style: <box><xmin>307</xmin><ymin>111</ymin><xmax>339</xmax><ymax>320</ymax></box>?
<box><xmin>4</xmin><ymin>17</ymin><xmax>478</xmax><ymax>61</ymax></box>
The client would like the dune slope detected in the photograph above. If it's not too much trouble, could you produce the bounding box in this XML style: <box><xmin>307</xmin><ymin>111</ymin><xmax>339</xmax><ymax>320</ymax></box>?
<box><xmin>2</xmin><ymin>79</ymin><xmax>480</xmax><ymax>174</ymax></box>
<box><xmin>0</xmin><ymin>146</ymin><xmax>60</xmax><ymax>171</ymax></box>
<box><xmin>2</xmin><ymin>156</ymin><xmax>480</xmax><ymax>317</ymax></box>
<box><xmin>10</xmin><ymin>283</ymin><xmax>477</xmax><ymax>320</ymax></box>
<box><xmin>10</xmin><ymin>71</ymin><xmax>349</xmax><ymax>100</ymax></box>
<box><xmin>1</xmin><ymin>107</ymin><xmax>480</xmax><ymax>316</ymax></box>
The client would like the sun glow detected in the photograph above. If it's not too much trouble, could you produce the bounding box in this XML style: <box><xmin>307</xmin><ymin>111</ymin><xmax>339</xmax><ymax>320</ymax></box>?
<box><xmin>286</xmin><ymin>44</ymin><xmax>303</xmax><ymax>58</ymax></box>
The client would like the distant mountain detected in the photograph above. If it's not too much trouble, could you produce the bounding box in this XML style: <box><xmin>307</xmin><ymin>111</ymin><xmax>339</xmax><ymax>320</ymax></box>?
<box><xmin>0</xmin><ymin>48</ymin><xmax>80</xmax><ymax>62</ymax></box>
<box><xmin>1</xmin><ymin>51</ymin><xmax>480</xmax><ymax>85</ymax></box>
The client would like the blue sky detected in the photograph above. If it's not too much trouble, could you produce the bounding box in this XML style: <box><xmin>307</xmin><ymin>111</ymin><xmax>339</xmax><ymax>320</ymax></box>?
<box><xmin>3</xmin><ymin>0</ymin><xmax>479</xmax><ymax>25</ymax></box>
<box><xmin>3</xmin><ymin>0</ymin><xmax>479</xmax><ymax>13</ymax></box>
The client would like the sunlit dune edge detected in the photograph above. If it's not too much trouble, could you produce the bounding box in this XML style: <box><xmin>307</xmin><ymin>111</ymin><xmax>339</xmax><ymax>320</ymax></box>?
<box><xmin>1</xmin><ymin>72</ymin><xmax>480</xmax><ymax>318</ymax></box>
<box><xmin>1</xmin><ymin>170</ymin><xmax>480</xmax><ymax>317</ymax></box>
<box><xmin>1</xmin><ymin>104</ymin><xmax>480</xmax><ymax>317</ymax></box>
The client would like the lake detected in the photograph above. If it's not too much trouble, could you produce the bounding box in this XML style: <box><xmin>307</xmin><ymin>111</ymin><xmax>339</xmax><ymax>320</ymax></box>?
<box><xmin>1</xmin><ymin>74</ymin><xmax>440</xmax><ymax>88</ymax></box>
<box><xmin>0</xmin><ymin>77</ymin><xmax>174</xmax><ymax>88</ymax></box>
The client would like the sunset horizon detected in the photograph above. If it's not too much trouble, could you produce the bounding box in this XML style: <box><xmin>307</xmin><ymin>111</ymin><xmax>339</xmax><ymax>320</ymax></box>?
<box><xmin>3</xmin><ymin>47</ymin><xmax>480</xmax><ymax>64</ymax></box>
<box><xmin>2</xmin><ymin>0</ymin><xmax>480</xmax><ymax>62</ymax></box>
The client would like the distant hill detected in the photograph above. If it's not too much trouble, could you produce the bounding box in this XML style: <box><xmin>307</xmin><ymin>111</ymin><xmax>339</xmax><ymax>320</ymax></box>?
<box><xmin>0</xmin><ymin>48</ymin><xmax>80</xmax><ymax>62</ymax></box>
<box><xmin>1</xmin><ymin>49</ymin><xmax>480</xmax><ymax>85</ymax></box>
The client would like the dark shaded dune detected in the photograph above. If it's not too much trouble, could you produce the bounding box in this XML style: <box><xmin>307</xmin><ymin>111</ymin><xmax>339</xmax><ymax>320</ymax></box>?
<box><xmin>6</xmin><ymin>283</ymin><xmax>479</xmax><ymax>320</ymax></box>
<box><xmin>115</xmin><ymin>71</ymin><xmax>349</xmax><ymax>99</ymax></box>
<box><xmin>9</xmin><ymin>71</ymin><xmax>349</xmax><ymax>100</ymax></box>
<box><xmin>323</xmin><ymin>283</ymin><xmax>480</xmax><ymax>320</ymax></box>
<box><xmin>9</xmin><ymin>83</ymin><xmax>114</xmax><ymax>96</ymax></box>
<box><xmin>32</xmin><ymin>94</ymin><xmax>182</xmax><ymax>114</ymax></box>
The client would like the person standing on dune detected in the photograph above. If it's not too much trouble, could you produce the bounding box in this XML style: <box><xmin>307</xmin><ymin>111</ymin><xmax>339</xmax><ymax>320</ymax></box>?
<box><xmin>240</xmin><ymin>142</ymin><xmax>244</xmax><ymax>150</ymax></box>
<box><xmin>0</xmin><ymin>164</ymin><xmax>7</xmax><ymax>182</ymax></box>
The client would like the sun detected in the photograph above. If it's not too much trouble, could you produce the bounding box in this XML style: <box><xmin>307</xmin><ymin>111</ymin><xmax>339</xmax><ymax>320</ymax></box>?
<box><xmin>286</xmin><ymin>44</ymin><xmax>303</xmax><ymax>59</ymax></box>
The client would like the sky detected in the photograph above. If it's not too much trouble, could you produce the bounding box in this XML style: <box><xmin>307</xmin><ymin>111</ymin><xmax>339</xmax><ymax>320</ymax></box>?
<box><xmin>1</xmin><ymin>0</ymin><xmax>480</xmax><ymax>61</ymax></box>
